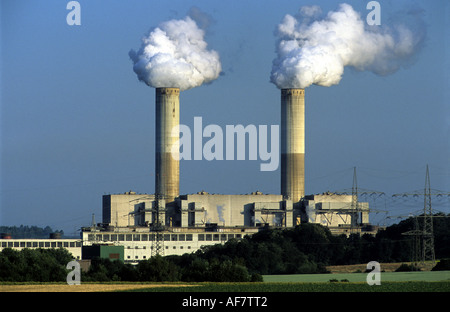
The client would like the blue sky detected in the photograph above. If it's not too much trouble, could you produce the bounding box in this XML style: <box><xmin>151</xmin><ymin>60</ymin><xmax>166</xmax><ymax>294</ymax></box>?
<box><xmin>1</xmin><ymin>0</ymin><xmax>449</xmax><ymax>236</ymax></box>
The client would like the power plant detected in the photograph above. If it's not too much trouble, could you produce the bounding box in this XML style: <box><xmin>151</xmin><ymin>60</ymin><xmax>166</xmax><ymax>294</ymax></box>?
<box><xmin>0</xmin><ymin>5</ymin><xmax>432</xmax><ymax>266</ymax></box>
<box><xmin>0</xmin><ymin>85</ymin><xmax>377</xmax><ymax>263</ymax></box>
<box><xmin>74</xmin><ymin>86</ymin><xmax>375</xmax><ymax>263</ymax></box>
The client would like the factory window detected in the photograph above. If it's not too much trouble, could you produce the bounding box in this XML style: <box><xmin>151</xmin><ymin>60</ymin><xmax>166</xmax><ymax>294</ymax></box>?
<box><xmin>171</xmin><ymin>234</ymin><xmax>177</xmax><ymax>241</ymax></box>
<box><xmin>126</xmin><ymin>234</ymin><xmax>132</xmax><ymax>241</ymax></box>
<box><xmin>220</xmin><ymin>234</ymin><xmax>227</xmax><ymax>241</ymax></box>
<box><xmin>111</xmin><ymin>234</ymin><xmax>117</xmax><ymax>241</ymax></box>
<box><xmin>96</xmin><ymin>234</ymin><xmax>102</xmax><ymax>241</ymax></box>
<box><xmin>33</xmin><ymin>242</ymin><xmax>38</xmax><ymax>248</ymax></box>
<box><xmin>186</xmin><ymin>234</ymin><xmax>193</xmax><ymax>241</ymax></box>
<box><xmin>1</xmin><ymin>242</ymin><xmax>6</xmax><ymax>248</ymax></box>
<box><xmin>165</xmin><ymin>246</ymin><xmax>169</xmax><ymax>249</ymax></box>
<box><xmin>149</xmin><ymin>234</ymin><xmax>155</xmax><ymax>241</ymax></box>
<box><xmin>213</xmin><ymin>234</ymin><xmax>219</xmax><ymax>241</ymax></box>
<box><xmin>236</xmin><ymin>234</ymin><xmax>242</xmax><ymax>239</ymax></box>
<box><xmin>45</xmin><ymin>242</ymin><xmax>50</xmax><ymax>248</ymax></box>
<box><xmin>228</xmin><ymin>234</ymin><xmax>234</xmax><ymax>240</ymax></box>
<box><xmin>88</xmin><ymin>234</ymin><xmax>95</xmax><ymax>241</ymax></box>
<box><xmin>173</xmin><ymin>246</ymin><xmax>176</xmax><ymax>249</ymax></box>
<box><xmin>20</xmin><ymin>242</ymin><xmax>25</xmax><ymax>247</ymax></box>
<box><xmin>76</xmin><ymin>242</ymin><xmax>82</xmax><ymax>247</ymax></box>
<box><xmin>187</xmin><ymin>246</ymin><xmax>191</xmax><ymax>249</ymax></box>
<box><xmin>8</xmin><ymin>242</ymin><xmax>13</xmax><ymax>248</ymax></box>
<box><xmin>206</xmin><ymin>234</ymin><xmax>212</xmax><ymax>241</ymax></box>
<box><xmin>198</xmin><ymin>234</ymin><xmax>204</xmax><ymax>241</ymax></box>
<box><xmin>63</xmin><ymin>242</ymin><xmax>68</xmax><ymax>248</ymax></box>
<box><xmin>141</xmin><ymin>234</ymin><xmax>148</xmax><ymax>241</ymax></box>
<box><xmin>14</xmin><ymin>242</ymin><xmax>19</xmax><ymax>247</ymax></box>
<box><xmin>133</xmin><ymin>234</ymin><xmax>140</xmax><ymax>241</ymax></box>
<box><xmin>26</xmin><ymin>242</ymin><xmax>32</xmax><ymax>247</ymax></box>
<box><xmin>51</xmin><ymin>242</ymin><xmax>56</xmax><ymax>248</ymax></box>
<box><xmin>143</xmin><ymin>256</ymin><xmax>146</xmax><ymax>259</ymax></box>
<box><xmin>118</xmin><ymin>234</ymin><xmax>124</xmax><ymax>241</ymax></box>
<box><xmin>57</xmin><ymin>242</ymin><xmax>63</xmax><ymax>248</ymax></box>
<box><xmin>135</xmin><ymin>256</ymin><xmax>138</xmax><ymax>259</ymax></box>
<box><xmin>180</xmin><ymin>246</ymin><xmax>183</xmax><ymax>249</ymax></box>
<box><xmin>103</xmin><ymin>234</ymin><xmax>110</xmax><ymax>241</ymax></box>
<box><xmin>69</xmin><ymin>242</ymin><xmax>75</xmax><ymax>248</ymax></box>
<box><xmin>179</xmin><ymin>234</ymin><xmax>185</xmax><ymax>241</ymax></box>
<box><xmin>164</xmin><ymin>234</ymin><xmax>171</xmax><ymax>241</ymax></box>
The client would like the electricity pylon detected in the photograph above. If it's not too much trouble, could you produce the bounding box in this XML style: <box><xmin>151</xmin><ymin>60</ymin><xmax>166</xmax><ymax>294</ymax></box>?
<box><xmin>422</xmin><ymin>165</ymin><xmax>435</xmax><ymax>264</ymax></box>
<box><xmin>400</xmin><ymin>215</ymin><xmax>421</xmax><ymax>266</ymax></box>
<box><xmin>151</xmin><ymin>192</ymin><xmax>165</xmax><ymax>257</ymax></box>
<box><xmin>334</xmin><ymin>167</ymin><xmax>387</xmax><ymax>235</ymax></box>
<box><xmin>392</xmin><ymin>165</ymin><xmax>450</xmax><ymax>265</ymax></box>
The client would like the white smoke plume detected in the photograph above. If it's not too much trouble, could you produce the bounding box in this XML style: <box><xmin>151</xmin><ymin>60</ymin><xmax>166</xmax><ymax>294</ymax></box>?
<box><xmin>270</xmin><ymin>3</ymin><xmax>426</xmax><ymax>89</ymax></box>
<box><xmin>129</xmin><ymin>15</ymin><xmax>222</xmax><ymax>91</ymax></box>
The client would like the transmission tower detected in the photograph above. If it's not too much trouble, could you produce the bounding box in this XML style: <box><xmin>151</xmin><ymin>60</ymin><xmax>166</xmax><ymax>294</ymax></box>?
<box><xmin>391</xmin><ymin>165</ymin><xmax>450</xmax><ymax>265</ymax></box>
<box><xmin>334</xmin><ymin>167</ymin><xmax>387</xmax><ymax>235</ymax></box>
<box><xmin>422</xmin><ymin>165</ymin><xmax>435</xmax><ymax>264</ymax></box>
<box><xmin>400</xmin><ymin>215</ymin><xmax>421</xmax><ymax>266</ymax></box>
<box><xmin>151</xmin><ymin>192</ymin><xmax>165</xmax><ymax>257</ymax></box>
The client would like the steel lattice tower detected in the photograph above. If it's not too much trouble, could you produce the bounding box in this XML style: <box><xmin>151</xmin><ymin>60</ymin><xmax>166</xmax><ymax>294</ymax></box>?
<box><xmin>422</xmin><ymin>165</ymin><xmax>435</xmax><ymax>264</ymax></box>
<box><xmin>393</xmin><ymin>165</ymin><xmax>441</xmax><ymax>266</ymax></box>
<box><xmin>151</xmin><ymin>192</ymin><xmax>165</xmax><ymax>257</ymax></box>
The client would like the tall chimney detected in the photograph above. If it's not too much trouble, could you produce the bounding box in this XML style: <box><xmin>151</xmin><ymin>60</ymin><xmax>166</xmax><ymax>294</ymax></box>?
<box><xmin>281</xmin><ymin>88</ymin><xmax>305</xmax><ymax>202</ymax></box>
<box><xmin>155</xmin><ymin>87</ymin><xmax>180</xmax><ymax>203</ymax></box>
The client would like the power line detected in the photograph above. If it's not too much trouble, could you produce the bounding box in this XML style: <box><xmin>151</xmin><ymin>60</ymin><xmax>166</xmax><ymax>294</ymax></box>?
<box><xmin>391</xmin><ymin>165</ymin><xmax>450</xmax><ymax>265</ymax></box>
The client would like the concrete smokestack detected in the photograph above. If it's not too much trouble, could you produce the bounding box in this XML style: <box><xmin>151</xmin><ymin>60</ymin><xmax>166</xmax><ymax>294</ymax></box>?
<box><xmin>155</xmin><ymin>87</ymin><xmax>180</xmax><ymax>203</ymax></box>
<box><xmin>281</xmin><ymin>88</ymin><xmax>305</xmax><ymax>202</ymax></box>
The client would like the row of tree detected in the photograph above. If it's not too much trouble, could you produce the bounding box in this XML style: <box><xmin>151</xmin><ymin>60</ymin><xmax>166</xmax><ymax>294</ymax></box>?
<box><xmin>0</xmin><ymin>225</ymin><xmax>63</xmax><ymax>239</ymax></box>
<box><xmin>0</xmin><ymin>248</ymin><xmax>73</xmax><ymax>282</ymax></box>
<box><xmin>83</xmin><ymin>255</ymin><xmax>260</xmax><ymax>282</ymax></box>
<box><xmin>0</xmin><ymin>214</ymin><xmax>449</xmax><ymax>282</ymax></box>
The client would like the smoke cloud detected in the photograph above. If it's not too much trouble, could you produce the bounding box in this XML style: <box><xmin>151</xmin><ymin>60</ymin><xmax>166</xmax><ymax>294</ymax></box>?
<box><xmin>270</xmin><ymin>3</ymin><xmax>426</xmax><ymax>89</ymax></box>
<box><xmin>129</xmin><ymin>15</ymin><xmax>222</xmax><ymax>91</ymax></box>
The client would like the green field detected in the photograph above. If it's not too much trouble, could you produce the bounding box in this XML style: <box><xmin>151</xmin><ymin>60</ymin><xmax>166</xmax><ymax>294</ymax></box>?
<box><xmin>263</xmin><ymin>270</ymin><xmax>450</xmax><ymax>283</ymax></box>
<box><xmin>127</xmin><ymin>281</ymin><xmax>450</xmax><ymax>292</ymax></box>
<box><xmin>127</xmin><ymin>270</ymin><xmax>450</xmax><ymax>292</ymax></box>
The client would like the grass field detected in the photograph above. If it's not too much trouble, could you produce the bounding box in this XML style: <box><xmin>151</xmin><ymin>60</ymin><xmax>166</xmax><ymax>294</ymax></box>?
<box><xmin>263</xmin><ymin>270</ymin><xmax>450</xmax><ymax>283</ymax></box>
<box><xmin>1</xmin><ymin>280</ymin><xmax>449</xmax><ymax>292</ymax></box>
<box><xmin>1</xmin><ymin>270</ymin><xmax>449</xmax><ymax>292</ymax></box>
<box><xmin>127</xmin><ymin>281</ymin><xmax>450</xmax><ymax>292</ymax></box>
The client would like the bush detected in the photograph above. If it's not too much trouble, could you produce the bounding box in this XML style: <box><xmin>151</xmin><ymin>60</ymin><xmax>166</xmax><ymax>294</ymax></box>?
<box><xmin>432</xmin><ymin>259</ymin><xmax>450</xmax><ymax>271</ymax></box>
<box><xmin>0</xmin><ymin>248</ymin><xmax>73</xmax><ymax>282</ymax></box>
<box><xmin>395</xmin><ymin>263</ymin><xmax>421</xmax><ymax>272</ymax></box>
<box><xmin>137</xmin><ymin>255</ymin><xmax>179</xmax><ymax>282</ymax></box>
<box><xmin>250</xmin><ymin>273</ymin><xmax>263</xmax><ymax>282</ymax></box>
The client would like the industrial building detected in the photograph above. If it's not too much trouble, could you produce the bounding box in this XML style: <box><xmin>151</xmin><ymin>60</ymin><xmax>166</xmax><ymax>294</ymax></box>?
<box><xmin>0</xmin><ymin>237</ymin><xmax>82</xmax><ymax>260</ymax></box>
<box><xmin>0</xmin><ymin>88</ymin><xmax>378</xmax><ymax>263</ymax></box>
<box><xmin>78</xmin><ymin>87</ymin><xmax>376</xmax><ymax>263</ymax></box>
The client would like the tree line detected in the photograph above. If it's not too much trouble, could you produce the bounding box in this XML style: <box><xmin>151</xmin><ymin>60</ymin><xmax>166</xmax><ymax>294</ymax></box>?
<box><xmin>0</xmin><ymin>225</ymin><xmax>63</xmax><ymax>239</ymax></box>
<box><xmin>0</xmin><ymin>213</ymin><xmax>449</xmax><ymax>282</ymax></box>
